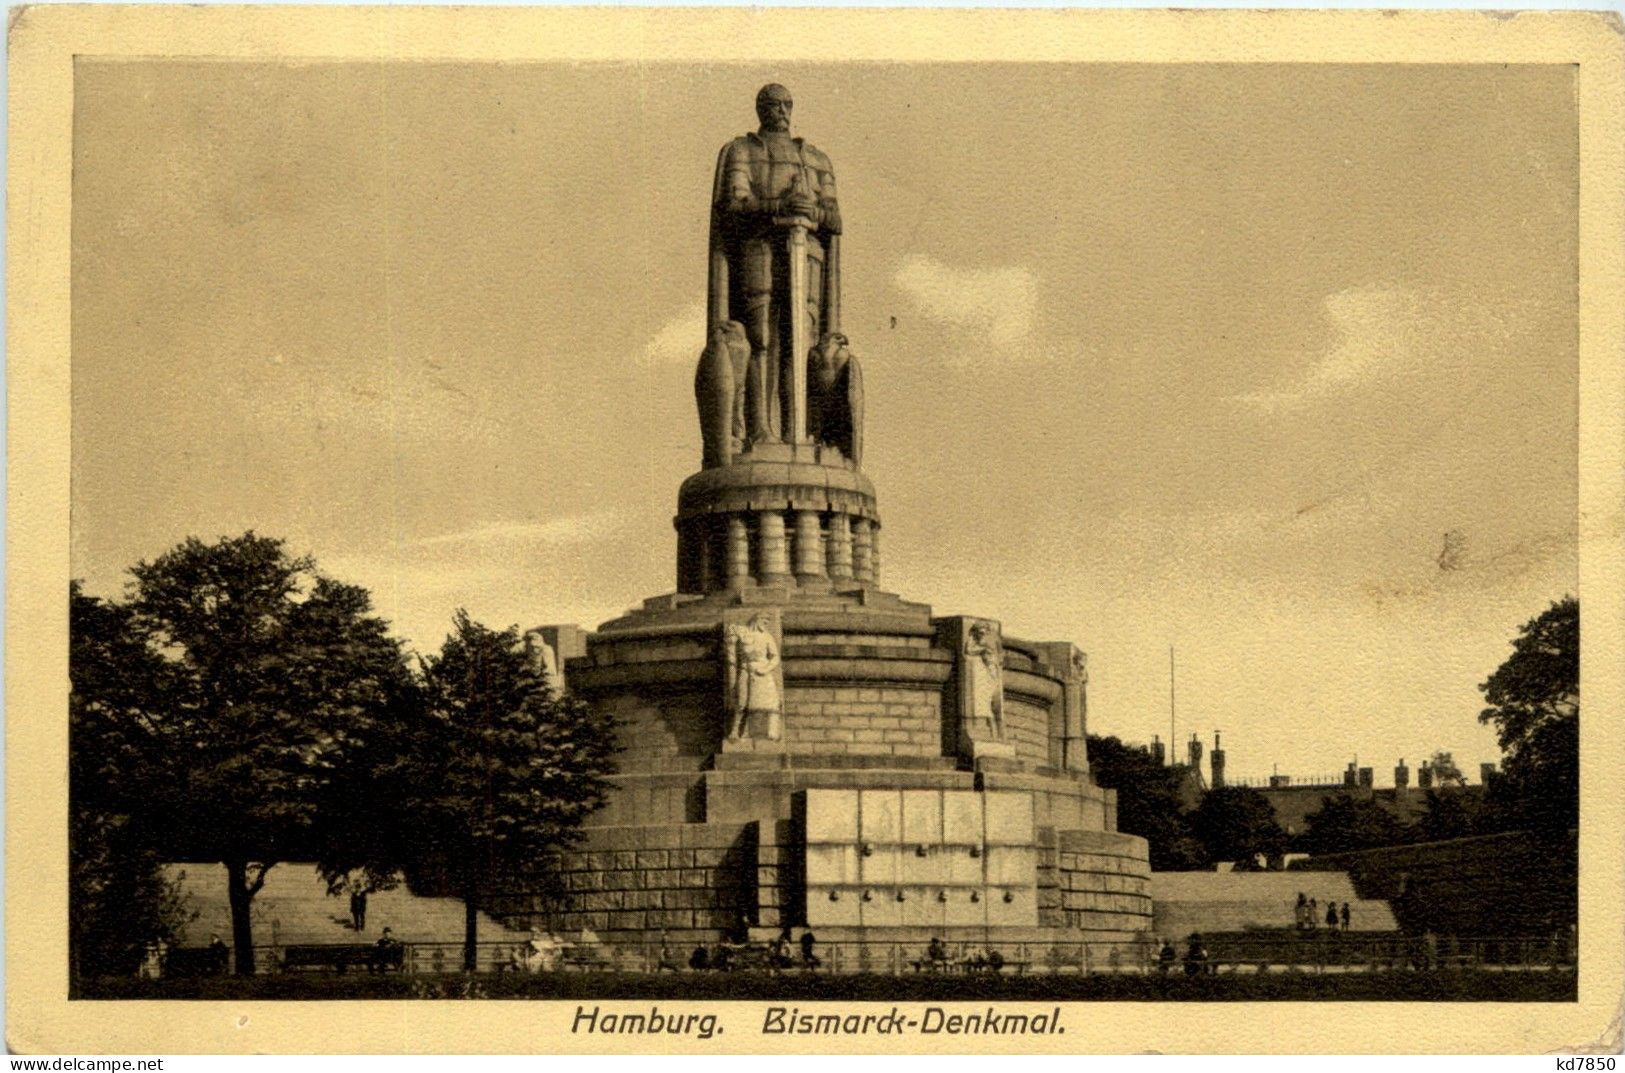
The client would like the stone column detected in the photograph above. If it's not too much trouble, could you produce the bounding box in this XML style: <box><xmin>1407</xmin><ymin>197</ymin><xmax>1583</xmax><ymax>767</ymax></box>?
<box><xmin>794</xmin><ymin>510</ymin><xmax>824</xmax><ymax>582</ymax></box>
<box><xmin>757</xmin><ymin>510</ymin><xmax>792</xmax><ymax>584</ymax></box>
<box><xmin>826</xmin><ymin>513</ymin><xmax>853</xmax><ymax>580</ymax></box>
<box><xmin>675</xmin><ymin>523</ymin><xmax>698</xmax><ymax>594</ymax></box>
<box><xmin>869</xmin><ymin>525</ymin><xmax>882</xmax><ymax>585</ymax></box>
<box><xmin>696</xmin><ymin>522</ymin><xmax>715</xmax><ymax>592</ymax></box>
<box><xmin>725</xmin><ymin>515</ymin><xmax>751</xmax><ymax>589</ymax></box>
<box><xmin>851</xmin><ymin>518</ymin><xmax>874</xmax><ymax>583</ymax></box>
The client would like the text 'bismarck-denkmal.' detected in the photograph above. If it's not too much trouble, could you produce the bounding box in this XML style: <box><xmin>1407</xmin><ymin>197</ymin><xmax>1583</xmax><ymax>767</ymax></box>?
<box><xmin>763</xmin><ymin>1006</ymin><xmax>1066</xmax><ymax>1035</ymax></box>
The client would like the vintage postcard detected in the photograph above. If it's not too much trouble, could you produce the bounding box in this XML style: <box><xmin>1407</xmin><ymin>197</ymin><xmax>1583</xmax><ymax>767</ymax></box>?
<box><xmin>7</xmin><ymin>5</ymin><xmax>1623</xmax><ymax>1056</ymax></box>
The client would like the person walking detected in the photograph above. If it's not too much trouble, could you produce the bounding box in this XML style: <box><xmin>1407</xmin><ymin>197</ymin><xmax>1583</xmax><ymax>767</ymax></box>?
<box><xmin>1340</xmin><ymin>902</ymin><xmax>1352</xmax><ymax>931</ymax></box>
<box><xmin>1326</xmin><ymin>902</ymin><xmax>1339</xmax><ymax>930</ymax></box>
<box><xmin>1308</xmin><ymin>897</ymin><xmax>1319</xmax><ymax>931</ymax></box>
<box><xmin>349</xmin><ymin>884</ymin><xmax>369</xmax><ymax>932</ymax></box>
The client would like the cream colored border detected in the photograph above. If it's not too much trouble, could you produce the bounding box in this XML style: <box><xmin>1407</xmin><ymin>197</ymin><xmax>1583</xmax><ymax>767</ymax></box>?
<box><xmin>8</xmin><ymin>7</ymin><xmax>1623</xmax><ymax>1055</ymax></box>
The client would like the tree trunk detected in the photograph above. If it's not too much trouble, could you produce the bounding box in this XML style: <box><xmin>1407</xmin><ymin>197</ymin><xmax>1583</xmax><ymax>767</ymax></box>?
<box><xmin>224</xmin><ymin>858</ymin><xmax>257</xmax><ymax>975</ymax></box>
<box><xmin>462</xmin><ymin>884</ymin><xmax>479</xmax><ymax>973</ymax></box>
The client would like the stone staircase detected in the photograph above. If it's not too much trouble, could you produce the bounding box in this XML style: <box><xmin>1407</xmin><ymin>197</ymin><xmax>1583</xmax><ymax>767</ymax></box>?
<box><xmin>162</xmin><ymin>862</ymin><xmax>531</xmax><ymax>948</ymax></box>
<box><xmin>1149</xmin><ymin>870</ymin><xmax>1397</xmax><ymax>939</ymax></box>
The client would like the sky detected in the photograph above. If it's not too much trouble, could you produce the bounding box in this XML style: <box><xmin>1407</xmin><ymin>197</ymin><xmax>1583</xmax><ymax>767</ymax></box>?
<box><xmin>71</xmin><ymin>61</ymin><xmax>1578</xmax><ymax>785</ymax></box>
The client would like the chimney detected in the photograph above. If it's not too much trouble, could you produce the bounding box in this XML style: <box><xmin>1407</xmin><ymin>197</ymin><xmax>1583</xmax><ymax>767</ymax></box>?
<box><xmin>1418</xmin><ymin>761</ymin><xmax>1434</xmax><ymax>789</ymax></box>
<box><xmin>1150</xmin><ymin>735</ymin><xmax>1166</xmax><ymax>766</ymax></box>
<box><xmin>1394</xmin><ymin>758</ymin><xmax>1410</xmax><ymax>790</ymax></box>
<box><xmin>1344</xmin><ymin>761</ymin><xmax>1358</xmax><ymax>788</ymax></box>
<box><xmin>1480</xmin><ymin>761</ymin><xmax>1496</xmax><ymax>785</ymax></box>
<box><xmin>1211</xmin><ymin>731</ymin><xmax>1226</xmax><ymax>789</ymax></box>
<box><xmin>1187</xmin><ymin>733</ymin><xmax>1203</xmax><ymax>771</ymax></box>
<box><xmin>1358</xmin><ymin>766</ymin><xmax>1374</xmax><ymax>789</ymax></box>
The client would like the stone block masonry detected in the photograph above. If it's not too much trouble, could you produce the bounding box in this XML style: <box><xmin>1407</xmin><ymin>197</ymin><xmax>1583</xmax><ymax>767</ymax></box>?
<box><xmin>1055</xmin><ymin>829</ymin><xmax>1153</xmax><ymax>934</ymax></box>
<box><xmin>784</xmin><ymin>686</ymin><xmax>941</xmax><ymax>756</ymax></box>
<box><xmin>487</xmin><ymin>822</ymin><xmax>758</xmax><ymax>936</ymax></box>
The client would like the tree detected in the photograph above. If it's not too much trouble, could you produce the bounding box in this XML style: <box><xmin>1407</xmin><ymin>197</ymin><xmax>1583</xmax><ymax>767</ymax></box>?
<box><xmin>69</xmin><ymin>583</ymin><xmax>194</xmax><ymax>982</ymax></box>
<box><xmin>1190</xmin><ymin>786</ymin><xmax>1286</xmax><ymax>867</ymax></box>
<box><xmin>1427</xmin><ymin>751</ymin><xmax>1466</xmax><ymax>789</ymax></box>
<box><xmin>1479</xmin><ymin>596</ymin><xmax>1578</xmax><ymax>832</ymax></box>
<box><xmin>1087</xmin><ymin>736</ymin><xmax>1208</xmax><ymax>870</ymax></box>
<box><xmin>1301</xmin><ymin>793</ymin><xmax>1410</xmax><ymax>855</ymax></box>
<box><xmin>1417</xmin><ymin>788</ymin><xmax>1479</xmax><ymax>842</ymax></box>
<box><xmin>90</xmin><ymin>533</ymin><xmax>414</xmax><ymax>973</ymax></box>
<box><xmin>404</xmin><ymin>612</ymin><xmax>618</xmax><ymax>971</ymax></box>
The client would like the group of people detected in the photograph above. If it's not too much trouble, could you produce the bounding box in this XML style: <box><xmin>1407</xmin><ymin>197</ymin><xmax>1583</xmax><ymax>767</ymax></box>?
<box><xmin>686</xmin><ymin>927</ymin><xmax>820</xmax><ymax>972</ymax></box>
<box><xmin>1295</xmin><ymin>893</ymin><xmax>1353</xmax><ymax>932</ymax></box>
<box><xmin>1156</xmin><ymin>935</ymin><xmax>1212</xmax><ymax>976</ymax></box>
<box><xmin>136</xmin><ymin>938</ymin><xmax>171</xmax><ymax>980</ymax></box>
<box><xmin>920</xmin><ymin>936</ymin><xmax>1007</xmax><ymax>974</ymax></box>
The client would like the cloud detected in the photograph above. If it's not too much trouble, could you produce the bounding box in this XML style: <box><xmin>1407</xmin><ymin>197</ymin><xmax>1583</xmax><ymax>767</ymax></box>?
<box><xmin>642</xmin><ymin>301</ymin><xmax>707</xmax><ymax>366</ymax></box>
<box><xmin>1228</xmin><ymin>287</ymin><xmax>1436</xmax><ymax>412</ymax></box>
<box><xmin>408</xmin><ymin>513</ymin><xmax>616</xmax><ymax>548</ymax></box>
<box><xmin>322</xmin><ymin>512</ymin><xmax>626</xmax><ymax>651</ymax></box>
<box><xmin>236</xmin><ymin>352</ymin><xmax>503</xmax><ymax>444</ymax></box>
<box><xmin>647</xmin><ymin>258</ymin><xmax>1043</xmax><ymax>367</ymax></box>
<box><xmin>892</xmin><ymin>255</ymin><xmax>1038</xmax><ymax>351</ymax></box>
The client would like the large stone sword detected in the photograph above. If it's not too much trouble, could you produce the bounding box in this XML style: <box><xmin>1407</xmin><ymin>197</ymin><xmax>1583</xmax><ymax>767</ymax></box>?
<box><xmin>776</xmin><ymin>211</ymin><xmax>813</xmax><ymax>445</ymax></box>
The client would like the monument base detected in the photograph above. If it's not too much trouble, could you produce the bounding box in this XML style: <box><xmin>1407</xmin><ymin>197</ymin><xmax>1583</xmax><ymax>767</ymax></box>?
<box><xmin>969</xmin><ymin>740</ymin><xmax>1017</xmax><ymax>764</ymax></box>
<box><xmin>719</xmin><ymin>715</ymin><xmax>784</xmax><ymax>751</ymax></box>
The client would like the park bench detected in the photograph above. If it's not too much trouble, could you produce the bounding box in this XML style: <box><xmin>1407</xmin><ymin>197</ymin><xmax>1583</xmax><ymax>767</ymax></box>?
<box><xmin>282</xmin><ymin>943</ymin><xmax>404</xmax><ymax>973</ymax></box>
<box><xmin>164</xmin><ymin>947</ymin><xmax>230</xmax><ymax>977</ymax></box>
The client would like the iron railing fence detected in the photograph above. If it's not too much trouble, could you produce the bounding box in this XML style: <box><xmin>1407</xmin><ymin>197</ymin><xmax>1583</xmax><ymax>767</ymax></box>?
<box><xmin>249</xmin><ymin>933</ymin><xmax>1575</xmax><ymax>976</ymax></box>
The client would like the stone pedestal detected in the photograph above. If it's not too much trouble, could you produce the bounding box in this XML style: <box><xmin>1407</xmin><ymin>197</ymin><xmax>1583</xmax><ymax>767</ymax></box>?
<box><xmin>495</xmin><ymin>87</ymin><xmax>1146</xmax><ymax>965</ymax></box>
<box><xmin>674</xmin><ymin>444</ymin><xmax>880</xmax><ymax>595</ymax></box>
<box><xmin>970</xmin><ymin>740</ymin><xmax>1018</xmax><ymax>764</ymax></box>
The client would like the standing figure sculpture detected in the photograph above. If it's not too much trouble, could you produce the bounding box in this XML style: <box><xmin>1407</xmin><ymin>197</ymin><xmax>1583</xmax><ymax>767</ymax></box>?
<box><xmin>523</xmin><ymin>629</ymin><xmax>566</xmax><ymax>698</ymax></box>
<box><xmin>724</xmin><ymin>613</ymin><xmax>783</xmax><ymax>742</ymax></box>
<box><xmin>708</xmin><ymin>84</ymin><xmax>843</xmax><ymax>449</ymax></box>
<box><xmin>964</xmin><ymin>620</ymin><xmax>1005</xmax><ymax>740</ymax></box>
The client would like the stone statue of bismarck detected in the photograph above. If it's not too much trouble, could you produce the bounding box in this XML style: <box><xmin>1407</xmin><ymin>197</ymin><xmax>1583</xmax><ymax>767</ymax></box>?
<box><xmin>707</xmin><ymin>83</ymin><xmax>843</xmax><ymax>448</ymax></box>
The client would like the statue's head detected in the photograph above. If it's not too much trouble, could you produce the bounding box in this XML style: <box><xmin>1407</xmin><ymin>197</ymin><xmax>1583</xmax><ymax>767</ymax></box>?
<box><xmin>755</xmin><ymin>83</ymin><xmax>793</xmax><ymax>132</ymax></box>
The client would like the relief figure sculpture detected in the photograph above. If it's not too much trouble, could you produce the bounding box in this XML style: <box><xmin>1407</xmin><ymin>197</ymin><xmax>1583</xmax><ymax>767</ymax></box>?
<box><xmin>522</xmin><ymin>629</ymin><xmax>566</xmax><ymax>698</ymax></box>
<box><xmin>964</xmin><ymin>620</ymin><xmax>1004</xmax><ymax>740</ymax></box>
<box><xmin>724</xmin><ymin>612</ymin><xmax>783</xmax><ymax>741</ymax></box>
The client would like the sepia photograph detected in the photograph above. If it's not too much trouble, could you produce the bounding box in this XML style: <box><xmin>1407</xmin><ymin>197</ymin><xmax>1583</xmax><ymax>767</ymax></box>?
<box><xmin>9</xmin><ymin>5</ymin><xmax>1624</xmax><ymax>1056</ymax></box>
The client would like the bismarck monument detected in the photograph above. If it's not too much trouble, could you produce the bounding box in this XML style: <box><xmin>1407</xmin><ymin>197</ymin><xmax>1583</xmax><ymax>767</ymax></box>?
<box><xmin>502</xmin><ymin>86</ymin><xmax>1151</xmax><ymax>962</ymax></box>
